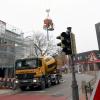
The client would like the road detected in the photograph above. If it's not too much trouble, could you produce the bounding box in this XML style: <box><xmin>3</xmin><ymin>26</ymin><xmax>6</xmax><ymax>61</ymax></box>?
<box><xmin>0</xmin><ymin>73</ymin><xmax>94</xmax><ymax>100</ymax></box>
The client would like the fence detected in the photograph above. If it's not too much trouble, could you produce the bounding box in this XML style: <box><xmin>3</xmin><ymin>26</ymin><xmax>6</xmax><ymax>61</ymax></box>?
<box><xmin>81</xmin><ymin>78</ymin><xmax>96</xmax><ymax>100</ymax></box>
<box><xmin>0</xmin><ymin>77</ymin><xmax>17</xmax><ymax>90</ymax></box>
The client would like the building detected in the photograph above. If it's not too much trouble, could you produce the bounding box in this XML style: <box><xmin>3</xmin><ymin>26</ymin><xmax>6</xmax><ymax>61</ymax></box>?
<box><xmin>0</xmin><ymin>20</ymin><xmax>26</xmax><ymax>78</ymax></box>
<box><xmin>74</xmin><ymin>50</ymin><xmax>100</xmax><ymax>73</ymax></box>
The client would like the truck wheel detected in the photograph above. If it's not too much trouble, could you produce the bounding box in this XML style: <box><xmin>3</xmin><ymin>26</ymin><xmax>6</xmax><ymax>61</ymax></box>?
<box><xmin>20</xmin><ymin>86</ymin><xmax>27</xmax><ymax>91</ymax></box>
<box><xmin>55</xmin><ymin>76</ymin><xmax>60</xmax><ymax>85</ymax></box>
<box><xmin>40</xmin><ymin>79</ymin><xmax>45</xmax><ymax>90</ymax></box>
<box><xmin>57</xmin><ymin>76</ymin><xmax>60</xmax><ymax>84</ymax></box>
<box><xmin>47</xmin><ymin>78</ymin><xmax>51</xmax><ymax>88</ymax></box>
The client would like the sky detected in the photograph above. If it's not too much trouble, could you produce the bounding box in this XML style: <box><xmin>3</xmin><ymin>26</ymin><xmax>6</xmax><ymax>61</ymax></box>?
<box><xmin>0</xmin><ymin>0</ymin><xmax>100</xmax><ymax>53</ymax></box>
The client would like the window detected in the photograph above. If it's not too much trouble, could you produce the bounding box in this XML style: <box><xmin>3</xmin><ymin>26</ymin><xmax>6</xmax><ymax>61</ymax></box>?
<box><xmin>16</xmin><ymin>59</ymin><xmax>42</xmax><ymax>69</ymax></box>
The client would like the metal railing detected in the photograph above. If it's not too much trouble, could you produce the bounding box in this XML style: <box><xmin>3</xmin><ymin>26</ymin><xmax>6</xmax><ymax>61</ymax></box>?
<box><xmin>82</xmin><ymin>77</ymin><xmax>96</xmax><ymax>100</ymax></box>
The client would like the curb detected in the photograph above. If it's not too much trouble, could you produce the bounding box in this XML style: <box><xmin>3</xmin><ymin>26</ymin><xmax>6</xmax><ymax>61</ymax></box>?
<box><xmin>0</xmin><ymin>89</ymin><xmax>20</xmax><ymax>95</ymax></box>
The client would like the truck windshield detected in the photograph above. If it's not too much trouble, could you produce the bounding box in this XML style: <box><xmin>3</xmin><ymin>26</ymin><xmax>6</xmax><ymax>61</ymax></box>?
<box><xmin>15</xmin><ymin>58</ymin><xmax>42</xmax><ymax>69</ymax></box>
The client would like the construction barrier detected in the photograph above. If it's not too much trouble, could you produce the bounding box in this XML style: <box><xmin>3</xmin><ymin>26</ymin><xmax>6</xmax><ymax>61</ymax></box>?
<box><xmin>0</xmin><ymin>77</ymin><xmax>17</xmax><ymax>90</ymax></box>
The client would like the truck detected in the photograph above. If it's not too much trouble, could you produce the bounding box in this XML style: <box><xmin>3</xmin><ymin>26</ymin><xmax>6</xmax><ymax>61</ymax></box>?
<box><xmin>15</xmin><ymin>56</ymin><xmax>62</xmax><ymax>90</ymax></box>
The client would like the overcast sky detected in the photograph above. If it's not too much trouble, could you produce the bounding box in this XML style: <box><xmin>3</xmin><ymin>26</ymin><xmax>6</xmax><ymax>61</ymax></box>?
<box><xmin>0</xmin><ymin>0</ymin><xmax>100</xmax><ymax>53</ymax></box>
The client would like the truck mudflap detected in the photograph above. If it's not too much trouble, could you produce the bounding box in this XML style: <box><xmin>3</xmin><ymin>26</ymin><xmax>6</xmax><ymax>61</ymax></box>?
<box><xmin>50</xmin><ymin>74</ymin><xmax>61</xmax><ymax>85</ymax></box>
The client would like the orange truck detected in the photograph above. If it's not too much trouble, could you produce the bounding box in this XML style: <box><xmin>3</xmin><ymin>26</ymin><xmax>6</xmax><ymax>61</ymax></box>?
<box><xmin>15</xmin><ymin>56</ymin><xmax>61</xmax><ymax>90</ymax></box>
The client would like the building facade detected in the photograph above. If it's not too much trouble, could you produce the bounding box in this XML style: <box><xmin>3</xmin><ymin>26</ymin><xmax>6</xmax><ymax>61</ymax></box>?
<box><xmin>0</xmin><ymin>20</ymin><xmax>26</xmax><ymax>78</ymax></box>
<box><xmin>74</xmin><ymin>50</ymin><xmax>100</xmax><ymax>73</ymax></box>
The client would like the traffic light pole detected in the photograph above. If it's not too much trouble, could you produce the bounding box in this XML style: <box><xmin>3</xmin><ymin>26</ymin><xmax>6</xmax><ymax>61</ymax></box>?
<box><xmin>71</xmin><ymin>54</ymin><xmax>79</xmax><ymax>100</ymax></box>
<box><xmin>56</xmin><ymin>27</ymin><xmax>79</xmax><ymax>100</ymax></box>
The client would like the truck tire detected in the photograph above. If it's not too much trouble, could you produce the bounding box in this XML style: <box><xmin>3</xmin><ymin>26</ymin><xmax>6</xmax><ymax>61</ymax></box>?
<box><xmin>55</xmin><ymin>76</ymin><xmax>60</xmax><ymax>85</ymax></box>
<box><xmin>40</xmin><ymin>79</ymin><xmax>45</xmax><ymax>90</ymax></box>
<box><xmin>47</xmin><ymin>78</ymin><xmax>51</xmax><ymax>88</ymax></box>
<box><xmin>57</xmin><ymin>75</ymin><xmax>60</xmax><ymax>84</ymax></box>
<box><xmin>20</xmin><ymin>86</ymin><xmax>27</xmax><ymax>91</ymax></box>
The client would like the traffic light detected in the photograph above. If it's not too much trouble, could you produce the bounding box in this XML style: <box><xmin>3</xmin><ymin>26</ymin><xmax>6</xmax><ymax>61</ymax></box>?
<box><xmin>56</xmin><ymin>27</ymin><xmax>72</xmax><ymax>55</ymax></box>
<box><xmin>56</xmin><ymin>36</ymin><xmax>62</xmax><ymax>46</ymax></box>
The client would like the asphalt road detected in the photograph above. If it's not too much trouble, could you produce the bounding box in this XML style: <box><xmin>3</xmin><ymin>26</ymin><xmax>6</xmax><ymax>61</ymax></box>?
<box><xmin>16</xmin><ymin>73</ymin><xmax>94</xmax><ymax>99</ymax></box>
<box><xmin>0</xmin><ymin>73</ymin><xmax>94</xmax><ymax>100</ymax></box>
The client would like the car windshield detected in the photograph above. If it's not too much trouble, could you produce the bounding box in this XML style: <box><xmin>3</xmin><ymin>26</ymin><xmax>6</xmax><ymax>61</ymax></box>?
<box><xmin>15</xmin><ymin>58</ymin><xmax>42</xmax><ymax>69</ymax></box>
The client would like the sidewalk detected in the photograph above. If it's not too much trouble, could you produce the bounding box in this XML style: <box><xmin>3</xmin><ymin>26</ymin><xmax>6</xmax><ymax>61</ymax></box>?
<box><xmin>0</xmin><ymin>89</ymin><xmax>91</xmax><ymax>100</ymax></box>
<box><xmin>79</xmin><ymin>87</ymin><xmax>91</xmax><ymax>100</ymax></box>
<box><xmin>79</xmin><ymin>93</ymin><xmax>91</xmax><ymax>100</ymax></box>
<box><xmin>0</xmin><ymin>89</ymin><xmax>19</xmax><ymax>95</ymax></box>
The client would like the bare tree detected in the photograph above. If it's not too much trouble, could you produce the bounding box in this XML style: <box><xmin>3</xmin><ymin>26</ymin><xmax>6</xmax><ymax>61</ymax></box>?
<box><xmin>31</xmin><ymin>32</ymin><xmax>57</xmax><ymax>57</ymax></box>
